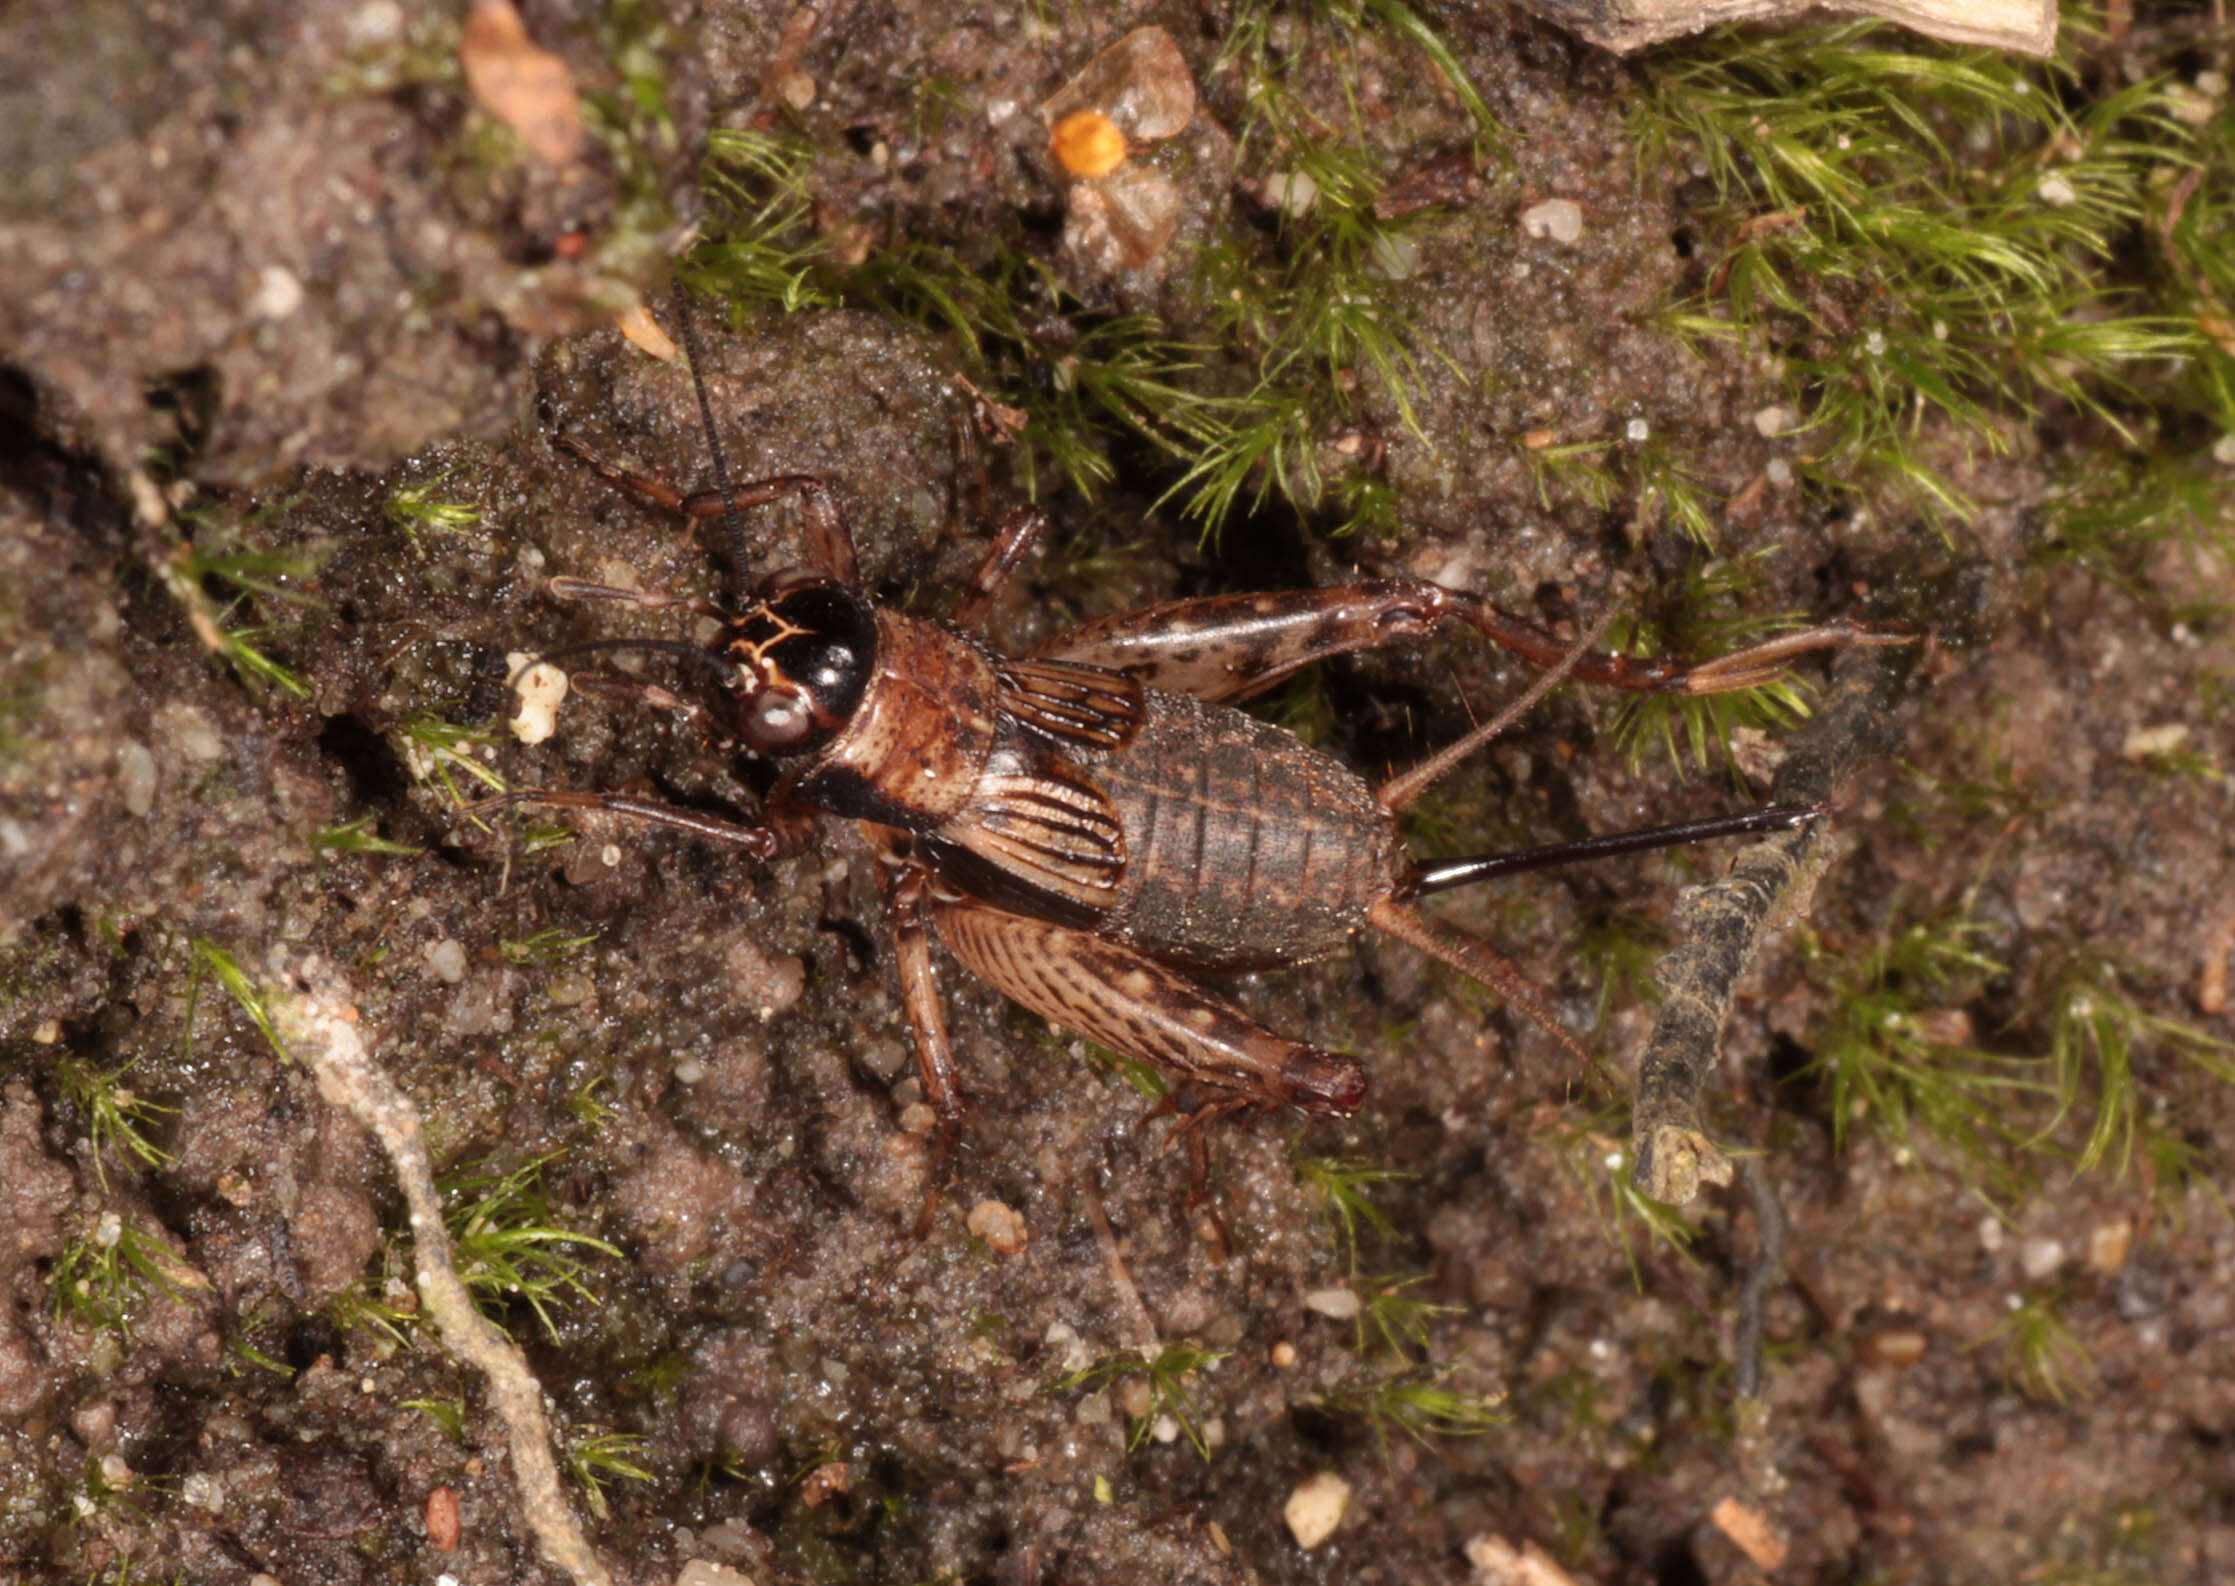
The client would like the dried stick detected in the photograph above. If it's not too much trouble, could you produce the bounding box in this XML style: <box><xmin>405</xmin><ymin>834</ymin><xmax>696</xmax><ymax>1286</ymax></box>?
<box><xmin>282</xmin><ymin>985</ymin><xmax>615</xmax><ymax>1586</ymax></box>
<box><xmin>1629</xmin><ymin>639</ymin><xmax>1917</xmax><ymax>1205</ymax></box>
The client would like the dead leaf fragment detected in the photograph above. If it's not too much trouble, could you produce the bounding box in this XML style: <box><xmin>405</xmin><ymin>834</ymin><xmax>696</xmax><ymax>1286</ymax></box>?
<box><xmin>1040</xmin><ymin>27</ymin><xmax>1196</xmax><ymax>145</ymax></box>
<box><xmin>461</xmin><ymin>0</ymin><xmax>584</xmax><ymax>167</ymax></box>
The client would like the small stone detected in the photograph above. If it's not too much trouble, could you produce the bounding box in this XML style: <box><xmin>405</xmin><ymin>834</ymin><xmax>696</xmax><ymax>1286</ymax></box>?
<box><xmin>2215</xmin><ymin>432</ymin><xmax>2235</xmax><ymax>466</ymax></box>
<box><xmin>2087</xmin><ymin>1218</ymin><xmax>2132</xmax><ymax>1274</ymax></box>
<box><xmin>1269</xmin><ymin>1340</ymin><xmax>1297</xmax><ymax>1368</ymax></box>
<box><xmin>1977</xmin><ymin>1214</ymin><xmax>2004</xmax><ymax>1253</ymax></box>
<box><xmin>426</xmin><ymin>1484</ymin><xmax>461</xmax><ymax>1551</ymax></box>
<box><xmin>1262</xmin><ymin>170</ymin><xmax>1319</xmax><ymax>217</ymax></box>
<box><xmin>2020</xmin><ymin>1237</ymin><xmax>2066</xmax><ymax>1281</ymax></box>
<box><xmin>1303</xmin><ymin>1286</ymin><xmax>1361</xmax><ymax>1320</ymax></box>
<box><xmin>777</xmin><ymin>71</ymin><xmax>815</xmax><ymax>111</ymax></box>
<box><xmin>422</xmin><ymin>938</ymin><xmax>467</xmax><ymax>985</ymax></box>
<box><xmin>799</xmin><ymin>1461</ymin><xmax>849</xmax><ymax>1507</ymax></box>
<box><xmin>249</xmin><ymin>264</ymin><xmax>304</xmax><ymax>321</ymax></box>
<box><xmin>117</xmin><ymin>741</ymin><xmax>157</xmax><ymax>817</ymax></box>
<box><xmin>1466</xmin><ymin>1533</ymin><xmax>1579</xmax><ymax>1585</ymax></box>
<box><xmin>675</xmin><ymin>1562</ymin><xmax>757</xmax><ymax>1586</ymax></box>
<box><xmin>1860</xmin><ymin>1328</ymin><xmax>1927</xmax><ymax>1367</ymax></box>
<box><xmin>1283</xmin><ymin>1470</ymin><xmax>1351</xmax><ymax>1550</ymax></box>
<box><xmin>1625</xmin><ymin>417</ymin><xmax>1650</xmax><ymax>443</ymax></box>
<box><xmin>897</xmin><ymin>1102</ymin><xmax>938</xmax><ymax>1134</ymax></box>
<box><xmin>1752</xmin><ymin>405</ymin><xmax>1792</xmax><ymax>438</ymax></box>
<box><xmin>1115</xmin><ymin>1375</ymin><xmax>1155</xmax><ymax>1421</ymax></box>
<box><xmin>183</xmin><ymin>1472</ymin><xmax>223</xmax><ymax>1511</ymax></box>
<box><xmin>1709</xmin><ymin>1496</ymin><xmax>1787</xmax><ymax>1571</ymax></box>
<box><xmin>2121</xmin><ymin>722</ymin><xmax>2189</xmax><ymax>760</ymax></box>
<box><xmin>2036</xmin><ymin>172</ymin><xmax>2078</xmax><ymax>207</ymax></box>
<box><xmin>967</xmin><ymin>1198</ymin><xmax>1029</xmax><ymax>1255</ymax></box>
<box><xmin>507</xmin><ymin>655</ymin><xmax>569</xmax><ymax>745</ymax></box>
<box><xmin>1519</xmin><ymin>198</ymin><xmax>1583</xmax><ymax>243</ymax></box>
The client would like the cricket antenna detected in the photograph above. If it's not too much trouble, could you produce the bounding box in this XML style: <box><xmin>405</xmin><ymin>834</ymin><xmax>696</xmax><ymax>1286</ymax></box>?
<box><xmin>671</xmin><ymin>283</ymin><xmax>753</xmax><ymax>582</ymax></box>
<box><xmin>1397</xmin><ymin>803</ymin><xmax>1833</xmax><ymax>900</ymax></box>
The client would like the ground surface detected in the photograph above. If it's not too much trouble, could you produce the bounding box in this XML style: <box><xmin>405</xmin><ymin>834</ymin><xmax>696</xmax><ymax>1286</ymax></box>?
<box><xmin>3</xmin><ymin>3</ymin><xmax>2233</xmax><ymax>1585</ymax></box>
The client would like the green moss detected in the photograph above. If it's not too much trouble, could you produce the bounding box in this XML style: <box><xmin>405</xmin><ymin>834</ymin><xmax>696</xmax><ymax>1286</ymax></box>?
<box><xmin>1633</xmin><ymin>22</ymin><xmax>2204</xmax><ymax>532</ymax></box>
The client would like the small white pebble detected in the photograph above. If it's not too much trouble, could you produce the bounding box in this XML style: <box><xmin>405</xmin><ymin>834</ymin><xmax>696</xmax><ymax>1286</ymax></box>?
<box><xmin>507</xmin><ymin>653</ymin><xmax>569</xmax><ymax>745</ymax></box>
<box><xmin>2215</xmin><ymin>433</ymin><xmax>2235</xmax><ymax>466</ymax></box>
<box><xmin>675</xmin><ymin>1562</ymin><xmax>757</xmax><ymax>1586</ymax></box>
<box><xmin>183</xmin><ymin>1472</ymin><xmax>223</xmax><ymax>1511</ymax></box>
<box><xmin>1978</xmin><ymin>1214</ymin><xmax>2005</xmax><ymax>1253</ymax></box>
<box><xmin>249</xmin><ymin>264</ymin><xmax>304</xmax><ymax>321</ymax></box>
<box><xmin>1303</xmin><ymin>1286</ymin><xmax>1362</xmax><ymax>1320</ymax></box>
<box><xmin>1519</xmin><ymin>197</ymin><xmax>1584</xmax><ymax>244</ymax></box>
<box><xmin>966</xmin><ymin>1198</ymin><xmax>1029</xmax><ymax>1255</ymax></box>
<box><xmin>2121</xmin><ymin>722</ymin><xmax>2190</xmax><ymax>760</ymax></box>
<box><xmin>347</xmin><ymin>0</ymin><xmax>403</xmax><ymax>44</ymax></box>
<box><xmin>1865</xmin><ymin>328</ymin><xmax>1887</xmax><ymax>356</ymax></box>
<box><xmin>1283</xmin><ymin>1470</ymin><xmax>1352</xmax><ymax>1550</ymax></box>
<box><xmin>117</xmin><ymin>740</ymin><xmax>158</xmax><ymax>817</ymax></box>
<box><xmin>2036</xmin><ymin>172</ymin><xmax>2078</xmax><ymax>207</ymax></box>
<box><xmin>1766</xmin><ymin>457</ymin><xmax>1793</xmax><ymax>486</ymax></box>
<box><xmin>2019</xmin><ymin>1237</ymin><xmax>2066</xmax><ymax>1281</ymax></box>
<box><xmin>1262</xmin><ymin>170</ymin><xmax>1319</xmax><ymax>217</ymax></box>
<box><xmin>1367</xmin><ymin>231</ymin><xmax>1419</xmax><ymax>280</ymax></box>
<box><xmin>1752</xmin><ymin>405</ymin><xmax>1791</xmax><ymax>438</ymax></box>
<box><xmin>422</xmin><ymin>938</ymin><xmax>467</xmax><ymax>984</ymax></box>
<box><xmin>1150</xmin><ymin>1413</ymin><xmax>1180</xmax><ymax>1444</ymax></box>
<box><xmin>777</xmin><ymin>71</ymin><xmax>816</xmax><ymax>111</ymax></box>
<box><xmin>2087</xmin><ymin>1218</ymin><xmax>2133</xmax><ymax>1274</ymax></box>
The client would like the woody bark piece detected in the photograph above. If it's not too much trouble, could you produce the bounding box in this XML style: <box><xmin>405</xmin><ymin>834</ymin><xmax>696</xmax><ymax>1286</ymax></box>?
<box><xmin>1516</xmin><ymin>0</ymin><xmax>2057</xmax><ymax>56</ymax></box>
<box><xmin>1629</xmin><ymin>638</ymin><xmax>1918</xmax><ymax>1204</ymax></box>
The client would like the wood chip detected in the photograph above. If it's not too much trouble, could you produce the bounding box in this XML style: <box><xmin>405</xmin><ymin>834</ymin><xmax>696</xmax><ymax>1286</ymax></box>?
<box><xmin>1465</xmin><ymin>1534</ymin><xmax>1579</xmax><ymax>1586</ymax></box>
<box><xmin>1710</xmin><ymin>1496</ymin><xmax>1788</xmax><ymax>1571</ymax></box>
<box><xmin>614</xmin><ymin>300</ymin><xmax>679</xmax><ymax>363</ymax></box>
<box><xmin>1513</xmin><ymin>0</ymin><xmax>2056</xmax><ymax>56</ymax></box>
<box><xmin>425</xmin><ymin>1484</ymin><xmax>462</xmax><ymax>1551</ymax></box>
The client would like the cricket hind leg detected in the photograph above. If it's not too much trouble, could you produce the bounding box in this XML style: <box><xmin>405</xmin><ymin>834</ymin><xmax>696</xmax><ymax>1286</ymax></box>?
<box><xmin>1366</xmin><ymin>895</ymin><xmax>1615</xmax><ymax>1093</ymax></box>
<box><xmin>929</xmin><ymin>899</ymin><xmax>1369</xmax><ymax>1118</ymax></box>
<box><xmin>879</xmin><ymin>859</ymin><xmax>973</xmax><ymax>1239</ymax></box>
<box><xmin>1040</xmin><ymin>577</ymin><xmax>1906</xmax><ymax>706</ymax></box>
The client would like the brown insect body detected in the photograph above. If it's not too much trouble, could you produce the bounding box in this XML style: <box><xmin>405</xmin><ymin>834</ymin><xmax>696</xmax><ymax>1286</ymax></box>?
<box><xmin>523</xmin><ymin>367</ymin><xmax>1900</xmax><ymax>1135</ymax></box>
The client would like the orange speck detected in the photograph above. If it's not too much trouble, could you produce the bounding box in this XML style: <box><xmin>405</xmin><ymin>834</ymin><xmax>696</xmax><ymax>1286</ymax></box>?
<box><xmin>1051</xmin><ymin>110</ymin><xmax>1128</xmax><ymax>179</ymax></box>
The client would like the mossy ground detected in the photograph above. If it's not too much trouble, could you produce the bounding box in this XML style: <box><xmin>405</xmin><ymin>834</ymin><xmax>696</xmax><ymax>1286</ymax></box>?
<box><xmin>3</xmin><ymin>3</ymin><xmax>2234</xmax><ymax>1584</ymax></box>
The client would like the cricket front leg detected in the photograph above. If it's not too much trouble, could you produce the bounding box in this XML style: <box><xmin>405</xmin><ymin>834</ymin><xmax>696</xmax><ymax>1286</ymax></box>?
<box><xmin>553</xmin><ymin>430</ymin><xmax>862</xmax><ymax>589</ymax></box>
<box><xmin>1041</xmin><ymin>578</ymin><xmax>1908</xmax><ymax>705</ymax></box>
<box><xmin>930</xmin><ymin>898</ymin><xmax>1367</xmax><ymax>1116</ymax></box>
<box><xmin>465</xmin><ymin>788</ymin><xmax>787</xmax><ymax>859</ymax></box>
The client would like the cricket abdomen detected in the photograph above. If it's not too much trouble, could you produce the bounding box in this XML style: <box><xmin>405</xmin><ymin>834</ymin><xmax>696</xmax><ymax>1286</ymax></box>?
<box><xmin>1081</xmin><ymin>691</ymin><xmax>1403</xmax><ymax>968</ymax></box>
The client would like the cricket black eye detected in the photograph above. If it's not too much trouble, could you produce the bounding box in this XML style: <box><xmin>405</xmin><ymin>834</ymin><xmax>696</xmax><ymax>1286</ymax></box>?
<box><xmin>739</xmin><ymin>685</ymin><xmax>817</xmax><ymax>750</ymax></box>
<box><xmin>724</xmin><ymin>582</ymin><xmax>877</xmax><ymax>755</ymax></box>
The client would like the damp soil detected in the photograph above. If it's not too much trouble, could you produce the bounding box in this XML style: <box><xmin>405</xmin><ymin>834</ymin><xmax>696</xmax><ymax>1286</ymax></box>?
<box><xmin>3</xmin><ymin>4</ymin><xmax>2233</xmax><ymax>1586</ymax></box>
